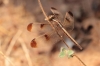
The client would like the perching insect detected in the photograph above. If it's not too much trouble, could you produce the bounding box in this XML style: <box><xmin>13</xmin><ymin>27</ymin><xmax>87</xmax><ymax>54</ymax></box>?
<box><xmin>27</xmin><ymin>7</ymin><xmax>82</xmax><ymax>50</ymax></box>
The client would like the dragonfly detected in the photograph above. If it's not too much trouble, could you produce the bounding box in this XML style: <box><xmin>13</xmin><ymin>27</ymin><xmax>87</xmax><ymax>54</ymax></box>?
<box><xmin>27</xmin><ymin>7</ymin><xmax>82</xmax><ymax>50</ymax></box>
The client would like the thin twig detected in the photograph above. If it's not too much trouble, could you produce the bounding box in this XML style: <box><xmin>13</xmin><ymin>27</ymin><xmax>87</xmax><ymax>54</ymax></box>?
<box><xmin>0</xmin><ymin>37</ymin><xmax>14</xmax><ymax>66</ymax></box>
<box><xmin>37</xmin><ymin>0</ymin><xmax>86</xmax><ymax>66</ymax></box>
<box><xmin>18</xmin><ymin>37</ymin><xmax>33</xmax><ymax>66</ymax></box>
<box><xmin>0</xmin><ymin>51</ymin><xmax>15</xmax><ymax>66</ymax></box>
<box><xmin>38</xmin><ymin>0</ymin><xmax>70</xmax><ymax>49</ymax></box>
<box><xmin>6</xmin><ymin>30</ymin><xmax>22</xmax><ymax>56</ymax></box>
<box><xmin>38</xmin><ymin>0</ymin><xmax>48</xmax><ymax>19</ymax></box>
<box><xmin>0</xmin><ymin>26</ymin><xmax>15</xmax><ymax>51</ymax></box>
<box><xmin>53</xmin><ymin>19</ymin><xmax>82</xmax><ymax>50</ymax></box>
<box><xmin>38</xmin><ymin>0</ymin><xmax>82</xmax><ymax>50</ymax></box>
<box><xmin>74</xmin><ymin>55</ymin><xmax>87</xmax><ymax>66</ymax></box>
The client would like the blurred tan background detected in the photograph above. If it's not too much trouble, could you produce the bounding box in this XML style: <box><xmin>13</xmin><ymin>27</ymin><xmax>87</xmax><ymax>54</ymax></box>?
<box><xmin>0</xmin><ymin>0</ymin><xmax>100</xmax><ymax>66</ymax></box>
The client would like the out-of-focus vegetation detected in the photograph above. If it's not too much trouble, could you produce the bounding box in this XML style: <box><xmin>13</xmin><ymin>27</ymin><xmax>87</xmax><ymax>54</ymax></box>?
<box><xmin>0</xmin><ymin>0</ymin><xmax>100</xmax><ymax>66</ymax></box>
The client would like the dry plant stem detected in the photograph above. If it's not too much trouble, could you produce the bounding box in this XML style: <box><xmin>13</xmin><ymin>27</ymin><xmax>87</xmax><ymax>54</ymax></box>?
<box><xmin>3</xmin><ymin>37</ymin><xmax>12</xmax><ymax>51</ymax></box>
<box><xmin>0</xmin><ymin>25</ymin><xmax>14</xmax><ymax>51</ymax></box>
<box><xmin>2</xmin><ymin>1</ymin><xmax>32</xmax><ymax>66</ymax></box>
<box><xmin>0</xmin><ymin>51</ymin><xmax>15</xmax><ymax>66</ymax></box>
<box><xmin>6</xmin><ymin>30</ymin><xmax>22</xmax><ymax>56</ymax></box>
<box><xmin>53</xmin><ymin>19</ymin><xmax>82</xmax><ymax>50</ymax></box>
<box><xmin>38</xmin><ymin>0</ymin><xmax>70</xmax><ymax>49</ymax></box>
<box><xmin>18</xmin><ymin>37</ymin><xmax>32</xmax><ymax>66</ymax></box>
<box><xmin>74</xmin><ymin>55</ymin><xmax>87</xmax><ymax>66</ymax></box>
<box><xmin>52</xmin><ymin>26</ymin><xmax>70</xmax><ymax>49</ymax></box>
<box><xmin>38</xmin><ymin>0</ymin><xmax>86</xmax><ymax>66</ymax></box>
<box><xmin>38</xmin><ymin>0</ymin><xmax>82</xmax><ymax>50</ymax></box>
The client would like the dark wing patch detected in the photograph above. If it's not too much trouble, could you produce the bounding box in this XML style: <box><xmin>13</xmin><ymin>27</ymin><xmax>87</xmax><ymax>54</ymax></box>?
<box><xmin>27</xmin><ymin>23</ymin><xmax>33</xmax><ymax>32</ymax></box>
<box><xmin>50</xmin><ymin>7</ymin><xmax>60</xmax><ymax>16</ymax></box>
<box><xmin>63</xmin><ymin>11</ymin><xmax>74</xmax><ymax>31</ymax></box>
<box><xmin>31</xmin><ymin>39</ymin><xmax>37</xmax><ymax>48</ymax></box>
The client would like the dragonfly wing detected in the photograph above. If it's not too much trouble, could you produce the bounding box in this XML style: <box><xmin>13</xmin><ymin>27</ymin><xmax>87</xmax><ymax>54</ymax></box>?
<box><xmin>50</xmin><ymin>7</ymin><xmax>63</xmax><ymax>20</ymax></box>
<box><xmin>63</xmin><ymin>11</ymin><xmax>74</xmax><ymax>31</ymax></box>
<box><xmin>30</xmin><ymin>30</ymin><xmax>61</xmax><ymax>48</ymax></box>
<box><xmin>50</xmin><ymin>7</ymin><xmax>60</xmax><ymax>16</ymax></box>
